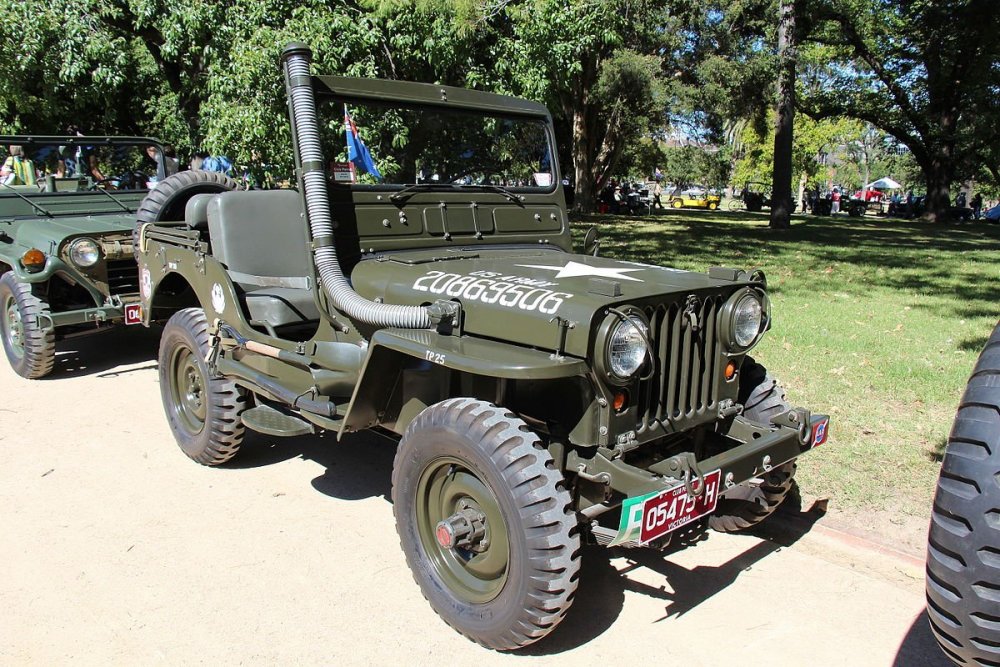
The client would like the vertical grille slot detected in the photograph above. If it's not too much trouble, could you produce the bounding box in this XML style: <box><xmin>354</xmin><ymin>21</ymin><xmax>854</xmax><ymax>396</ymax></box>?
<box><xmin>106</xmin><ymin>260</ymin><xmax>140</xmax><ymax>295</ymax></box>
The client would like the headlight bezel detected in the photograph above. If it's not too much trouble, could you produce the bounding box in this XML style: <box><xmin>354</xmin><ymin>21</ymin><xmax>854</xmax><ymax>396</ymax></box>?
<box><xmin>596</xmin><ymin>307</ymin><xmax>651</xmax><ymax>385</ymax></box>
<box><xmin>719</xmin><ymin>288</ymin><xmax>770</xmax><ymax>353</ymax></box>
<box><xmin>68</xmin><ymin>237</ymin><xmax>101</xmax><ymax>268</ymax></box>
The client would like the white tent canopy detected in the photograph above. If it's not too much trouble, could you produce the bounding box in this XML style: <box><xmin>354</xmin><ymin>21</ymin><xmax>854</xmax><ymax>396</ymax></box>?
<box><xmin>866</xmin><ymin>177</ymin><xmax>902</xmax><ymax>190</ymax></box>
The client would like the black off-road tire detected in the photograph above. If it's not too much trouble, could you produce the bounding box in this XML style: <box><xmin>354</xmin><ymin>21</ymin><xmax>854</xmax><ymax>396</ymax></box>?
<box><xmin>709</xmin><ymin>357</ymin><xmax>797</xmax><ymax>533</ymax></box>
<box><xmin>925</xmin><ymin>322</ymin><xmax>1000</xmax><ymax>666</ymax></box>
<box><xmin>158</xmin><ymin>308</ymin><xmax>246</xmax><ymax>465</ymax></box>
<box><xmin>392</xmin><ymin>398</ymin><xmax>581</xmax><ymax>650</ymax></box>
<box><xmin>133</xmin><ymin>170</ymin><xmax>238</xmax><ymax>254</ymax></box>
<box><xmin>0</xmin><ymin>271</ymin><xmax>55</xmax><ymax>379</ymax></box>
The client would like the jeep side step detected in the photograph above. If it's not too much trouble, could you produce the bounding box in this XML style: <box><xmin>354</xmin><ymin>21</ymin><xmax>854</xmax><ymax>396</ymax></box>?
<box><xmin>242</xmin><ymin>404</ymin><xmax>315</xmax><ymax>437</ymax></box>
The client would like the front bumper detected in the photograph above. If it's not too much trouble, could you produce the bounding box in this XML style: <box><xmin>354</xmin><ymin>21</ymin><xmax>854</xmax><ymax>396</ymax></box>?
<box><xmin>43</xmin><ymin>301</ymin><xmax>142</xmax><ymax>330</ymax></box>
<box><xmin>567</xmin><ymin>409</ymin><xmax>829</xmax><ymax>545</ymax></box>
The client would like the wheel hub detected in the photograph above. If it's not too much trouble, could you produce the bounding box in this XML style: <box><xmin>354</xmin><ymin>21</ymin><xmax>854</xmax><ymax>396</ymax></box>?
<box><xmin>435</xmin><ymin>505</ymin><xmax>487</xmax><ymax>552</ymax></box>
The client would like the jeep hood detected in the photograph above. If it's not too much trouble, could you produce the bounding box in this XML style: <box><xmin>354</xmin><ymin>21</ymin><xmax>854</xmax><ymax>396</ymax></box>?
<box><xmin>351</xmin><ymin>247</ymin><xmax>754</xmax><ymax>357</ymax></box>
<box><xmin>2</xmin><ymin>214</ymin><xmax>135</xmax><ymax>254</ymax></box>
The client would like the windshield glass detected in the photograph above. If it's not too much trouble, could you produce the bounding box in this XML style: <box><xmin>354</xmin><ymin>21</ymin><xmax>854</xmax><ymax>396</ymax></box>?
<box><xmin>319</xmin><ymin>101</ymin><xmax>554</xmax><ymax>190</ymax></box>
<box><xmin>0</xmin><ymin>140</ymin><xmax>163</xmax><ymax>192</ymax></box>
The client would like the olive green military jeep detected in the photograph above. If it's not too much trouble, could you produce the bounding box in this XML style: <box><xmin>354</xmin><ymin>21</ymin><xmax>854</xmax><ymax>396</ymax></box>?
<box><xmin>0</xmin><ymin>137</ymin><xmax>192</xmax><ymax>378</ymax></box>
<box><xmin>135</xmin><ymin>44</ymin><xmax>830</xmax><ymax>650</ymax></box>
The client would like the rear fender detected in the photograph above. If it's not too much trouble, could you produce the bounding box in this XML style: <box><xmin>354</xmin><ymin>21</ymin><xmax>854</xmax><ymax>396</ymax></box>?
<box><xmin>140</xmin><ymin>241</ymin><xmax>246</xmax><ymax>327</ymax></box>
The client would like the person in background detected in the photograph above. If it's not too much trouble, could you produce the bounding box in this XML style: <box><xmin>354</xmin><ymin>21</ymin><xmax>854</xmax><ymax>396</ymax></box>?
<box><xmin>58</xmin><ymin>126</ymin><xmax>105</xmax><ymax>181</ymax></box>
<box><xmin>971</xmin><ymin>192</ymin><xmax>983</xmax><ymax>219</ymax></box>
<box><xmin>652</xmin><ymin>180</ymin><xmax>663</xmax><ymax>209</ymax></box>
<box><xmin>831</xmin><ymin>187</ymin><xmax>841</xmax><ymax>215</ymax></box>
<box><xmin>162</xmin><ymin>145</ymin><xmax>179</xmax><ymax>176</ymax></box>
<box><xmin>1</xmin><ymin>145</ymin><xmax>37</xmax><ymax>186</ymax></box>
<box><xmin>956</xmin><ymin>191</ymin><xmax>967</xmax><ymax>208</ymax></box>
<box><xmin>189</xmin><ymin>151</ymin><xmax>209</xmax><ymax>171</ymax></box>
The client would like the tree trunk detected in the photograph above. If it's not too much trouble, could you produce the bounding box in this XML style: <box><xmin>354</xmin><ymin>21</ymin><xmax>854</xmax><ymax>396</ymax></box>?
<box><xmin>769</xmin><ymin>0</ymin><xmax>796</xmax><ymax>229</ymax></box>
<box><xmin>572</xmin><ymin>109</ymin><xmax>595</xmax><ymax>213</ymax></box>
<box><xmin>924</xmin><ymin>158</ymin><xmax>954</xmax><ymax>223</ymax></box>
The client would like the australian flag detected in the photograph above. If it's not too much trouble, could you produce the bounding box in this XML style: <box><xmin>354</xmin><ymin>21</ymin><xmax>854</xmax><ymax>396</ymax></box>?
<box><xmin>344</xmin><ymin>106</ymin><xmax>382</xmax><ymax>180</ymax></box>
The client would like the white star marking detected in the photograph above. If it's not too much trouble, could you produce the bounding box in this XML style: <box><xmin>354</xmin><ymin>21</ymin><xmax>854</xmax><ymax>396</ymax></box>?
<box><xmin>515</xmin><ymin>260</ymin><xmax>644</xmax><ymax>282</ymax></box>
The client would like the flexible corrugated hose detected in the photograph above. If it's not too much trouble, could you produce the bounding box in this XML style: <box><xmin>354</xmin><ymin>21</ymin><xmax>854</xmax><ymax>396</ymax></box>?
<box><xmin>281</xmin><ymin>43</ymin><xmax>434</xmax><ymax>329</ymax></box>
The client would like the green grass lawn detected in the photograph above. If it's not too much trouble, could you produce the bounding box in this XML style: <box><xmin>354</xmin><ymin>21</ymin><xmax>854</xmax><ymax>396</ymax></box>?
<box><xmin>572</xmin><ymin>209</ymin><xmax>1000</xmax><ymax>525</ymax></box>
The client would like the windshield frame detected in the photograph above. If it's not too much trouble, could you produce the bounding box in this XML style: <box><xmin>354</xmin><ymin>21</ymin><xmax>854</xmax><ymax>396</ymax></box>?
<box><xmin>312</xmin><ymin>77</ymin><xmax>561</xmax><ymax>195</ymax></box>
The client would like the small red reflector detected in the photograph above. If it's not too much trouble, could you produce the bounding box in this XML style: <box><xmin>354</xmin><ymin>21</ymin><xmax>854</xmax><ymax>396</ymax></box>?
<box><xmin>612</xmin><ymin>390</ymin><xmax>628</xmax><ymax>412</ymax></box>
<box><xmin>725</xmin><ymin>360</ymin><xmax>738</xmax><ymax>381</ymax></box>
<box><xmin>811</xmin><ymin>419</ymin><xmax>829</xmax><ymax>448</ymax></box>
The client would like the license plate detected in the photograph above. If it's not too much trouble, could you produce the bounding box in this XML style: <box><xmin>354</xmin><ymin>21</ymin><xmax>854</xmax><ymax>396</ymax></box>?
<box><xmin>124</xmin><ymin>303</ymin><xmax>142</xmax><ymax>325</ymax></box>
<box><xmin>639</xmin><ymin>469</ymin><xmax>722</xmax><ymax>545</ymax></box>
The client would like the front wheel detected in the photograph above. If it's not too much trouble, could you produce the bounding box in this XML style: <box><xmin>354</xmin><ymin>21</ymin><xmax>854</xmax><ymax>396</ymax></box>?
<box><xmin>158</xmin><ymin>308</ymin><xmax>246</xmax><ymax>465</ymax></box>
<box><xmin>671</xmin><ymin>198</ymin><xmax>683</xmax><ymax>209</ymax></box>
<box><xmin>709</xmin><ymin>357</ymin><xmax>797</xmax><ymax>532</ymax></box>
<box><xmin>392</xmin><ymin>398</ymin><xmax>580</xmax><ymax>650</ymax></box>
<box><xmin>0</xmin><ymin>272</ymin><xmax>55</xmax><ymax>379</ymax></box>
<box><xmin>925</xmin><ymin>322</ymin><xmax>1000</xmax><ymax>666</ymax></box>
<box><xmin>728</xmin><ymin>199</ymin><xmax>743</xmax><ymax>212</ymax></box>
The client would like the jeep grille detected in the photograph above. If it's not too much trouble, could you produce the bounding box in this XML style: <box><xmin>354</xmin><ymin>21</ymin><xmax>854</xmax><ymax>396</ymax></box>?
<box><xmin>637</xmin><ymin>296</ymin><xmax>721</xmax><ymax>432</ymax></box>
<box><xmin>106</xmin><ymin>260</ymin><xmax>140</xmax><ymax>296</ymax></box>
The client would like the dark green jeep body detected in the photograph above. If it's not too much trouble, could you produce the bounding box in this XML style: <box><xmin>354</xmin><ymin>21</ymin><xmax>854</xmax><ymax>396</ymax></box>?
<box><xmin>135</xmin><ymin>44</ymin><xmax>829</xmax><ymax>650</ymax></box>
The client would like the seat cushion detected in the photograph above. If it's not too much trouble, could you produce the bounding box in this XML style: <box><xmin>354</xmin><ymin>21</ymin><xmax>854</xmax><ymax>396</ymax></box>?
<box><xmin>243</xmin><ymin>287</ymin><xmax>320</xmax><ymax>328</ymax></box>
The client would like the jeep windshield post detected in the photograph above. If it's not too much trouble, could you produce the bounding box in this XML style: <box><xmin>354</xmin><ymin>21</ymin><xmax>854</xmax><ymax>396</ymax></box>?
<box><xmin>133</xmin><ymin>42</ymin><xmax>830</xmax><ymax>651</ymax></box>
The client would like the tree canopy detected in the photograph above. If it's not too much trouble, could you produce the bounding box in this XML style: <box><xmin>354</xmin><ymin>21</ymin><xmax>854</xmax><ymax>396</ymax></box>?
<box><xmin>1</xmin><ymin>0</ymin><xmax>997</xmax><ymax>219</ymax></box>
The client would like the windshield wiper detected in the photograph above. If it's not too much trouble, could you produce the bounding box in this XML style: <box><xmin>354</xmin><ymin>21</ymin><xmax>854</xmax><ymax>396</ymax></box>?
<box><xmin>0</xmin><ymin>182</ymin><xmax>53</xmax><ymax>217</ymax></box>
<box><xmin>461</xmin><ymin>183</ymin><xmax>524</xmax><ymax>203</ymax></box>
<box><xmin>91</xmin><ymin>184</ymin><xmax>134</xmax><ymax>213</ymax></box>
<box><xmin>389</xmin><ymin>182</ymin><xmax>525</xmax><ymax>204</ymax></box>
<box><xmin>389</xmin><ymin>182</ymin><xmax>458</xmax><ymax>203</ymax></box>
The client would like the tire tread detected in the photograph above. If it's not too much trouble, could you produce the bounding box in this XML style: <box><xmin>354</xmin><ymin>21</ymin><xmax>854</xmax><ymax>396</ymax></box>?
<box><xmin>926</xmin><ymin>320</ymin><xmax>1000</xmax><ymax>665</ymax></box>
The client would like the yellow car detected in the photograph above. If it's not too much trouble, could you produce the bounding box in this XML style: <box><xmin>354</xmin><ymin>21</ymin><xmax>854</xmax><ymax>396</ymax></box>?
<box><xmin>668</xmin><ymin>191</ymin><xmax>722</xmax><ymax>210</ymax></box>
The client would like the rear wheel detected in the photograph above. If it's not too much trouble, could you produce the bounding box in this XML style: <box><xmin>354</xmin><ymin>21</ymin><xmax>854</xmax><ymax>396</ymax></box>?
<box><xmin>709</xmin><ymin>357</ymin><xmax>797</xmax><ymax>532</ymax></box>
<box><xmin>0</xmin><ymin>272</ymin><xmax>54</xmax><ymax>379</ymax></box>
<box><xmin>708</xmin><ymin>201</ymin><xmax>718</xmax><ymax>210</ymax></box>
<box><xmin>392</xmin><ymin>398</ymin><xmax>580</xmax><ymax>650</ymax></box>
<box><xmin>925</xmin><ymin>322</ymin><xmax>1000</xmax><ymax>666</ymax></box>
<box><xmin>728</xmin><ymin>199</ymin><xmax>743</xmax><ymax>212</ymax></box>
<box><xmin>159</xmin><ymin>308</ymin><xmax>246</xmax><ymax>465</ymax></box>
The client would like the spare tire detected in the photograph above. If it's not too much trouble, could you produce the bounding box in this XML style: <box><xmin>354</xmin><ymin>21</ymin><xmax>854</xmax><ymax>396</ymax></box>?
<box><xmin>133</xmin><ymin>170</ymin><xmax>238</xmax><ymax>254</ymax></box>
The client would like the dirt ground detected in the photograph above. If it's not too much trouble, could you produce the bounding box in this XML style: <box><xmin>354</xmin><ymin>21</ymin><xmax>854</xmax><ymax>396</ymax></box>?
<box><xmin>1</xmin><ymin>327</ymin><xmax>948</xmax><ymax>666</ymax></box>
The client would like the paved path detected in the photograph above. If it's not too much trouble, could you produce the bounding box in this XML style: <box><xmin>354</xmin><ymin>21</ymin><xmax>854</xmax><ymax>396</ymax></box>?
<box><xmin>0</xmin><ymin>327</ymin><xmax>946</xmax><ymax>666</ymax></box>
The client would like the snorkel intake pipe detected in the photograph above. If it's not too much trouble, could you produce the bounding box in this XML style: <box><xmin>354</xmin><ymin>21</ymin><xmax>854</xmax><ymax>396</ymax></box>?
<box><xmin>281</xmin><ymin>43</ymin><xmax>437</xmax><ymax>329</ymax></box>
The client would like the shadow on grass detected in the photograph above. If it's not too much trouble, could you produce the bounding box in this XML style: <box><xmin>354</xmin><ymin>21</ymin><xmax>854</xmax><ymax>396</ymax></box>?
<box><xmin>573</xmin><ymin>211</ymin><xmax>1000</xmax><ymax>321</ymax></box>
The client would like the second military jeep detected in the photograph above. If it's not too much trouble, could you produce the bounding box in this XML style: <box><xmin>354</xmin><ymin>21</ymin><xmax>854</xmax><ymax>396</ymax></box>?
<box><xmin>0</xmin><ymin>137</ymin><xmax>175</xmax><ymax>378</ymax></box>
<box><xmin>135</xmin><ymin>44</ymin><xmax>829</xmax><ymax>650</ymax></box>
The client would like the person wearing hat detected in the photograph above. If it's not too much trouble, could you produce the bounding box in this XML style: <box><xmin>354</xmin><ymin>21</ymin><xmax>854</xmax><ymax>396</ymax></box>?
<box><xmin>613</xmin><ymin>185</ymin><xmax>623</xmax><ymax>213</ymax></box>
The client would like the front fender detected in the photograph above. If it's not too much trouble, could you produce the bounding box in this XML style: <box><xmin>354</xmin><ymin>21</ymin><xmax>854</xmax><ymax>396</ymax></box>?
<box><xmin>340</xmin><ymin>328</ymin><xmax>588</xmax><ymax>436</ymax></box>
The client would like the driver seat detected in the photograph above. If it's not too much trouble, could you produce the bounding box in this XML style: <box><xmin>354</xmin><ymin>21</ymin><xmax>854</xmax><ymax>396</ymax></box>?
<box><xmin>206</xmin><ymin>190</ymin><xmax>320</xmax><ymax>329</ymax></box>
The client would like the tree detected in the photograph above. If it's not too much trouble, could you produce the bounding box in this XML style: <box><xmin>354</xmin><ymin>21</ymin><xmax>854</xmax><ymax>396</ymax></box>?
<box><xmin>769</xmin><ymin>0</ymin><xmax>797</xmax><ymax>228</ymax></box>
<box><xmin>800</xmin><ymin>0</ymin><xmax>1000</xmax><ymax>221</ymax></box>
<box><xmin>497</xmin><ymin>1</ymin><xmax>674</xmax><ymax>212</ymax></box>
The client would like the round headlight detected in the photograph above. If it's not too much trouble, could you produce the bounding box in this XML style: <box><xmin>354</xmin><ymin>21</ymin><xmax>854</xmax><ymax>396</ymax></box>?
<box><xmin>608</xmin><ymin>316</ymin><xmax>649</xmax><ymax>378</ymax></box>
<box><xmin>732</xmin><ymin>294</ymin><xmax>763</xmax><ymax>348</ymax></box>
<box><xmin>69</xmin><ymin>238</ymin><xmax>100</xmax><ymax>268</ymax></box>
